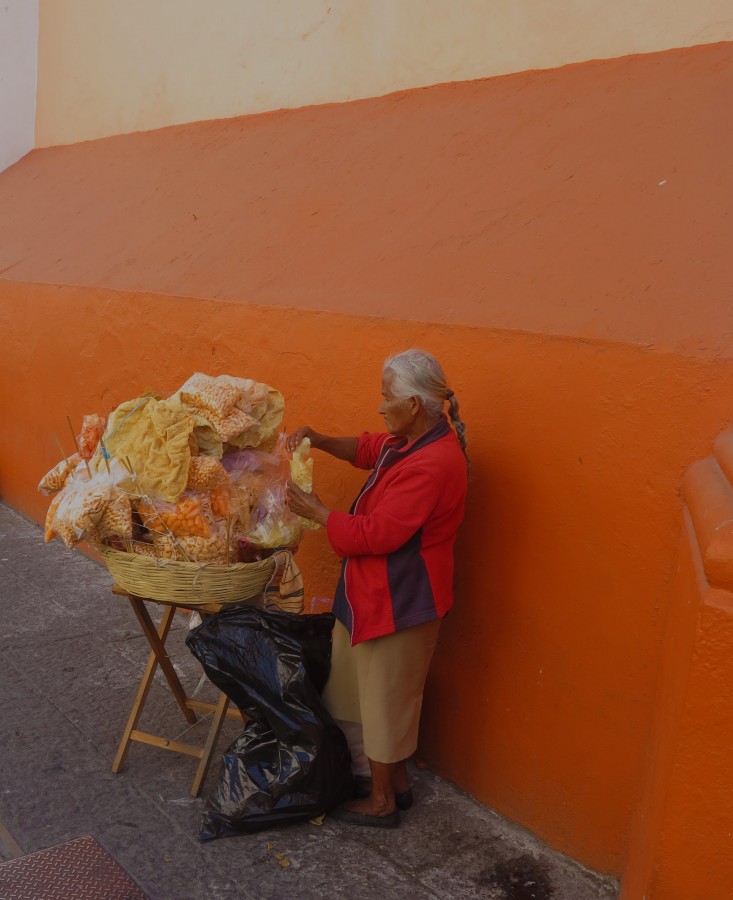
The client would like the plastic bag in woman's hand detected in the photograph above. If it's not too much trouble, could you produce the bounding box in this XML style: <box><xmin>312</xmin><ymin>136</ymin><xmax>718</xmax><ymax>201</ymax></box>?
<box><xmin>246</xmin><ymin>480</ymin><xmax>303</xmax><ymax>548</ymax></box>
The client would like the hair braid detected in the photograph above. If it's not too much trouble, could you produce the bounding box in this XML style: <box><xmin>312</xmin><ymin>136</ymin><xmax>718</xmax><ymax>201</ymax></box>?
<box><xmin>447</xmin><ymin>392</ymin><xmax>469</xmax><ymax>465</ymax></box>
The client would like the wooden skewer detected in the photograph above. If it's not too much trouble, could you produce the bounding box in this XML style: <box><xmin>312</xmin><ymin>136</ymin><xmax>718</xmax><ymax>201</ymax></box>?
<box><xmin>98</xmin><ymin>437</ymin><xmax>112</xmax><ymax>475</ymax></box>
<box><xmin>53</xmin><ymin>432</ymin><xmax>69</xmax><ymax>463</ymax></box>
<box><xmin>66</xmin><ymin>415</ymin><xmax>92</xmax><ymax>478</ymax></box>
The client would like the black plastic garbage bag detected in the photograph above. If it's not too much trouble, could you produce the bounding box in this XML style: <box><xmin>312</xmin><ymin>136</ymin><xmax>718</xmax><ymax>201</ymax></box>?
<box><xmin>185</xmin><ymin>606</ymin><xmax>353</xmax><ymax>840</ymax></box>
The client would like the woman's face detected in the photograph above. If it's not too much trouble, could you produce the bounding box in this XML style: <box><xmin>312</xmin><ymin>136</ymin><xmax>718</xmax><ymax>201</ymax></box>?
<box><xmin>379</xmin><ymin>371</ymin><xmax>415</xmax><ymax>437</ymax></box>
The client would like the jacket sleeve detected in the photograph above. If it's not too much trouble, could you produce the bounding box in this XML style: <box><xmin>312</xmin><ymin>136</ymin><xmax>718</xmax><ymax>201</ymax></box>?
<box><xmin>326</xmin><ymin>464</ymin><xmax>441</xmax><ymax>557</ymax></box>
<box><xmin>352</xmin><ymin>432</ymin><xmax>391</xmax><ymax>470</ymax></box>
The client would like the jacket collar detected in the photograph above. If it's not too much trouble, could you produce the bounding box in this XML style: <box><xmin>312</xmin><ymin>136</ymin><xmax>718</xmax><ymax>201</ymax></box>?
<box><xmin>381</xmin><ymin>415</ymin><xmax>451</xmax><ymax>468</ymax></box>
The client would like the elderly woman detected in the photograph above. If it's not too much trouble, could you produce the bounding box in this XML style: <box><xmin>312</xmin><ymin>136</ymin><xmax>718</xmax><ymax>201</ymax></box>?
<box><xmin>285</xmin><ymin>349</ymin><xmax>468</xmax><ymax>828</ymax></box>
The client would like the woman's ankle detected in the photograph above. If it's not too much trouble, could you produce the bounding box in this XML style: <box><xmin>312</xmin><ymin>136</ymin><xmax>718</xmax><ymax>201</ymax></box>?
<box><xmin>392</xmin><ymin>760</ymin><xmax>410</xmax><ymax>793</ymax></box>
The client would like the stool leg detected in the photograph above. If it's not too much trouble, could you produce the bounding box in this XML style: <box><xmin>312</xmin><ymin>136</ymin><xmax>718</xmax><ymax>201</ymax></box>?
<box><xmin>112</xmin><ymin>604</ymin><xmax>178</xmax><ymax>773</ymax></box>
<box><xmin>190</xmin><ymin>692</ymin><xmax>230</xmax><ymax>797</ymax></box>
<box><xmin>129</xmin><ymin>597</ymin><xmax>197</xmax><ymax>726</ymax></box>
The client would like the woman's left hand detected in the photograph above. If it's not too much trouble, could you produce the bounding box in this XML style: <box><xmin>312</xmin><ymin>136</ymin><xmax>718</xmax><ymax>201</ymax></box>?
<box><xmin>285</xmin><ymin>480</ymin><xmax>331</xmax><ymax>526</ymax></box>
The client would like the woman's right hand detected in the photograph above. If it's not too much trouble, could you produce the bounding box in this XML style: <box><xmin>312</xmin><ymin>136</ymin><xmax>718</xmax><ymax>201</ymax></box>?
<box><xmin>286</xmin><ymin>428</ymin><xmax>358</xmax><ymax>462</ymax></box>
<box><xmin>286</xmin><ymin>426</ymin><xmax>316</xmax><ymax>454</ymax></box>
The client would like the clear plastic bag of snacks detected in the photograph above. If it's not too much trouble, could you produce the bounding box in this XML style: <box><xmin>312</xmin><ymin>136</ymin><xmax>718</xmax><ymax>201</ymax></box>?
<box><xmin>44</xmin><ymin>459</ymin><xmax>131</xmax><ymax>549</ymax></box>
<box><xmin>179</xmin><ymin>373</ymin><xmax>240</xmax><ymax>418</ymax></box>
<box><xmin>246</xmin><ymin>476</ymin><xmax>302</xmax><ymax>549</ymax></box>
<box><xmin>221</xmin><ymin>448</ymin><xmax>281</xmax><ymax>534</ymax></box>
<box><xmin>93</xmin><ymin>490</ymin><xmax>133</xmax><ymax>542</ymax></box>
<box><xmin>78</xmin><ymin>414</ymin><xmax>107</xmax><ymax>461</ymax></box>
<box><xmin>221</xmin><ymin>447</ymin><xmax>301</xmax><ymax>548</ymax></box>
<box><xmin>38</xmin><ymin>453</ymin><xmax>81</xmax><ymax>495</ymax></box>
<box><xmin>136</xmin><ymin>491</ymin><xmax>213</xmax><ymax>539</ymax></box>
<box><xmin>45</xmin><ymin>477</ymin><xmax>113</xmax><ymax>548</ymax></box>
<box><xmin>186</xmin><ymin>455</ymin><xmax>229</xmax><ymax>491</ymax></box>
<box><xmin>152</xmin><ymin>529</ymin><xmax>231</xmax><ymax>565</ymax></box>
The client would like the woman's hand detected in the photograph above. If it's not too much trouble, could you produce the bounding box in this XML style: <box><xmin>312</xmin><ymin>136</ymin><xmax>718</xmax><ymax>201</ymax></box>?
<box><xmin>285</xmin><ymin>480</ymin><xmax>331</xmax><ymax>526</ymax></box>
<box><xmin>286</xmin><ymin>427</ymin><xmax>358</xmax><ymax>462</ymax></box>
<box><xmin>286</xmin><ymin>426</ymin><xmax>316</xmax><ymax>454</ymax></box>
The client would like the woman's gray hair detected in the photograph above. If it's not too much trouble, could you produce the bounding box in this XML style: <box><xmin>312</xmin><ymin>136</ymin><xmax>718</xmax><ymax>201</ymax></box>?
<box><xmin>383</xmin><ymin>349</ymin><xmax>469</xmax><ymax>462</ymax></box>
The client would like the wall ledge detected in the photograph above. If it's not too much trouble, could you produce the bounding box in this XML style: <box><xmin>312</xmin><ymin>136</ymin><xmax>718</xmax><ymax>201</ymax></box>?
<box><xmin>683</xmin><ymin>430</ymin><xmax>733</xmax><ymax>592</ymax></box>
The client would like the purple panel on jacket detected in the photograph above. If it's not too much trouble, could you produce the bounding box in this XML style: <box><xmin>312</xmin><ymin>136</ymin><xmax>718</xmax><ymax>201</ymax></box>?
<box><xmin>386</xmin><ymin>527</ymin><xmax>437</xmax><ymax>626</ymax></box>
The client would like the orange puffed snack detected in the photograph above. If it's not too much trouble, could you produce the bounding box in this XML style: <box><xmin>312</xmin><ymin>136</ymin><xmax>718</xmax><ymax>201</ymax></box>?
<box><xmin>137</xmin><ymin>493</ymin><xmax>211</xmax><ymax>538</ymax></box>
<box><xmin>186</xmin><ymin>455</ymin><xmax>229</xmax><ymax>491</ymax></box>
<box><xmin>44</xmin><ymin>493</ymin><xmax>63</xmax><ymax>542</ymax></box>
<box><xmin>210</xmin><ymin>486</ymin><xmax>232</xmax><ymax>518</ymax></box>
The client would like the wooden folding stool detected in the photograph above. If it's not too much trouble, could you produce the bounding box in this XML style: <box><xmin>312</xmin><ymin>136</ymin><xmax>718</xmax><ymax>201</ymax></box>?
<box><xmin>110</xmin><ymin>585</ymin><xmax>244</xmax><ymax>797</ymax></box>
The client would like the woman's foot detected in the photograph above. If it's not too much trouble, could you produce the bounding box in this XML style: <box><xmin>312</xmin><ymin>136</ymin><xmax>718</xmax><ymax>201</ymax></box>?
<box><xmin>352</xmin><ymin>759</ymin><xmax>413</xmax><ymax>808</ymax></box>
<box><xmin>344</xmin><ymin>794</ymin><xmax>396</xmax><ymax>817</ymax></box>
<box><xmin>395</xmin><ymin>788</ymin><xmax>414</xmax><ymax>810</ymax></box>
<box><xmin>331</xmin><ymin>803</ymin><xmax>400</xmax><ymax>829</ymax></box>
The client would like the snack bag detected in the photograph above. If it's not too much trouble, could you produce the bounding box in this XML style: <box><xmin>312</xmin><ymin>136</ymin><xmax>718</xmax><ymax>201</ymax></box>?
<box><xmin>221</xmin><ymin>447</ymin><xmax>280</xmax><ymax>533</ymax></box>
<box><xmin>38</xmin><ymin>453</ymin><xmax>81</xmax><ymax>494</ymax></box>
<box><xmin>46</xmin><ymin>479</ymin><xmax>115</xmax><ymax>548</ymax></box>
<box><xmin>226</xmin><ymin>481</ymin><xmax>254</xmax><ymax>534</ymax></box>
<box><xmin>93</xmin><ymin>489</ymin><xmax>133</xmax><ymax>542</ymax></box>
<box><xmin>179</xmin><ymin>373</ymin><xmax>240</xmax><ymax>418</ymax></box>
<box><xmin>136</xmin><ymin>492</ymin><xmax>213</xmax><ymax>539</ymax></box>
<box><xmin>287</xmin><ymin>437</ymin><xmax>319</xmax><ymax>531</ymax></box>
<box><xmin>79</xmin><ymin>414</ymin><xmax>107</xmax><ymax>461</ymax></box>
<box><xmin>153</xmin><ymin>529</ymin><xmax>230</xmax><ymax>565</ymax></box>
<box><xmin>222</xmin><ymin>445</ymin><xmax>301</xmax><ymax>549</ymax></box>
<box><xmin>246</xmin><ymin>477</ymin><xmax>302</xmax><ymax>549</ymax></box>
<box><xmin>177</xmin><ymin>374</ymin><xmax>262</xmax><ymax>444</ymax></box>
<box><xmin>44</xmin><ymin>493</ymin><xmax>64</xmax><ymax>542</ymax></box>
<box><xmin>207</xmin><ymin>407</ymin><xmax>259</xmax><ymax>443</ymax></box>
<box><xmin>220</xmin><ymin>377</ymin><xmax>284</xmax><ymax>452</ymax></box>
<box><xmin>186</xmin><ymin>455</ymin><xmax>229</xmax><ymax>491</ymax></box>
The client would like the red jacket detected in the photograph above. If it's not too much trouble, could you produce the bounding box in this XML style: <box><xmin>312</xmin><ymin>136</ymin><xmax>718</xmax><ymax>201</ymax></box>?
<box><xmin>326</xmin><ymin>416</ymin><xmax>467</xmax><ymax>645</ymax></box>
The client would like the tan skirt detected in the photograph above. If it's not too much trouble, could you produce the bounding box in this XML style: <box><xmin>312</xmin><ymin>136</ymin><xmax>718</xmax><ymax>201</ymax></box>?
<box><xmin>323</xmin><ymin>617</ymin><xmax>442</xmax><ymax>764</ymax></box>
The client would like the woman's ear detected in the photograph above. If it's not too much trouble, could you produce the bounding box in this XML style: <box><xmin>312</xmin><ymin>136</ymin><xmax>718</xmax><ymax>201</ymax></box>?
<box><xmin>409</xmin><ymin>395</ymin><xmax>421</xmax><ymax>417</ymax></box>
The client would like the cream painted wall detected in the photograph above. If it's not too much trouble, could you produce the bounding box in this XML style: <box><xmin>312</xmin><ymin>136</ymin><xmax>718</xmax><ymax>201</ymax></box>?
<box><xmin>1</xmin><ymin>0</ymin><xmax>38</xmax><ymax>171</ymax></box>
<box><xmin>36</xmin><ymin>0</ymin><xmax>733</xmax><ymax>147</ymax></box>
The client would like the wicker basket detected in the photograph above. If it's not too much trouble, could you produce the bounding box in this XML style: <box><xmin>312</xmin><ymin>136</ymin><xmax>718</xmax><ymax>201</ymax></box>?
<box><xmin>98</xmin><ymin>545</ymin><xmax>277</xmax><ymax>607</ymax></box>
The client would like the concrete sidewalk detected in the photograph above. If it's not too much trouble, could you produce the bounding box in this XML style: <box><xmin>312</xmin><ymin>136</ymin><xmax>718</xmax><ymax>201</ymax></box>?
<box><xmin>0</xmin><ymin>502</ymin><xmax>619</xmax><ymax>900</ymax></box>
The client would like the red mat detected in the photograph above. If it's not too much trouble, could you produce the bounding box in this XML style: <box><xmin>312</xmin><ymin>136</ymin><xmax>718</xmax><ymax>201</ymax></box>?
<box><xmin>0</xmin><ymin>834</ymin><xmax>147</xmax><ymax>899</ymax></box>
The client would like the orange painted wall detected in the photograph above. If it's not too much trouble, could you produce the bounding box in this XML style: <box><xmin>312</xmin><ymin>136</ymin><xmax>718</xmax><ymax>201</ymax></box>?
<box><xmin>3</xmin><ymin>282</ymin><xmax>733</xmax><ymax>875</ymax></box>
<box><xmin>3</xmin><ymin>38</ymin><xmax>733</xmax><ymax>881</ymax></box>
<box><xmin>647</xmin><ymin>589</ymin><xmax>733</xmax><ymax>898</ymax></box>
<box><xmin>622</xmin><ymin>502</ymin><xmax>733</xmax><ymax>899</ymax></box>
<box><xmin>620</xmin><ymin>512</ymin><xmax>703</xmax><ymax>896</ymax></box>
<box><xmin>2</xmin><ymin>42</ymin><xmax>732</xmax><ymax>356</ymax></box>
